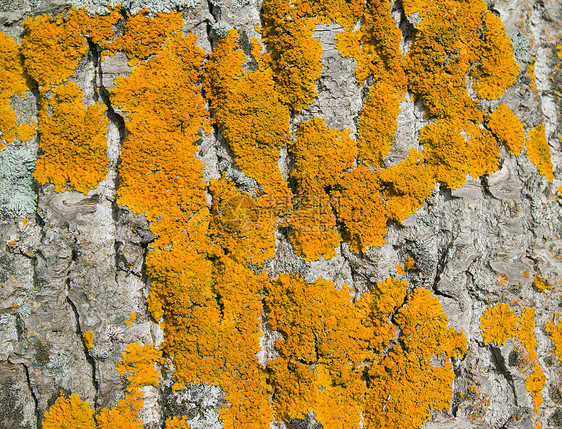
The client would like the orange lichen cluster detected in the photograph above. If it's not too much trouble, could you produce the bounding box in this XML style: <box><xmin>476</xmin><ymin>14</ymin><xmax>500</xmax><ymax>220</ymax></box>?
<box><xmin>43</xmin><ymin>344</ymin><xmax>161</xmax><ymax>429</ymax></box>
<box><xmin>480</xmin><ymin>303</ymin><xmax>519</xmax><ymax>345</ymax></box>
<box><xmin>526</xmin><ymin>125</ymin><xmax>554</xmax><ymax>181</ymax></box>
<box><xmin>480</xmin><ymin>305</ymin><xmax>545</xmax><ymax>425</ymax></box>
<box><xmin>204</xmin><ymin>30</ymin><xmax>290</xmax><ymax>191</ymax></box>
<box><xmin>486</xmin><ymin>104</ymin><xmax>525</xmax><ymax>155</ymax></box>
<box><xmin>257</xmin><ymin>0</ymin><xmax>323</xmax><ymax>111</ymax></box>
<box><xmin>0</xmin><ymin>32</ymin><xmax>29</xmax><ymax>147</ymax></box>
<box><xmin>21</xmin><ymin>7</ymin><xmax>119</xmax><ymax>89</ymax></box>
<box><xmin>110</xmin><ymin>9</ymin><xmax>183</xmax><ymax>64</ymax></box>
<box><xmin>83</xmin><ymin>330</ymin><xmax>94</xmax><ymax>351</ymax></box>
<box><xmin>164</xmin><ymin>416</ymin><xmax>190</xmax><ymax>429</ymax></box>
<box><xmin>546</xmin><ymin>318</ymin><xmax>562</xmax><ymax>364</ymax></box>
<box><xmin>532</xmin><ymin>276</ymin><xmax>553</xmax><ymax>292</ymax></box>
<box><xmin>33</xmin><ymin>81</ymin><xmax>108</xmax><ymax>193</ymax></box>
<box><xmin>267</xmin><ymin>276</ymin><xmax>467</xmax><ymax>428</ymax></box>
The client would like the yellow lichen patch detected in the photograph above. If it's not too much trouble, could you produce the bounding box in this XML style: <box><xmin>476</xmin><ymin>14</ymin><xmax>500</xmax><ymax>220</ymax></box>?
<box><xmin>420</xmin><ymin>119</ymin><xmax>470</xmax><ymax>190</ymax></box>
<box><xmin>258</xmin><ymin>0</ymin><xmax>323</xmax><ymax>111</ymax></box>
<box><xmin>95</xmin><ymin>391</ymin><xmax>144</xmax><ymax>429</ymax></box>
<box><xmin>333</xmin><ymin>165</ymin><xmax>386</xmax><ymax>252</ymax></box>
<box><xmin>358</xmin><ymin>81</ymin><xmax>405</xmax><ymax>166</ymax></box>
<box><xmin>466</xmin><ymin>123</ymin><xmax>501</xmax><ymax>178</ymax></box>
<box><xmin>164</xmin><ymin>416</ymin><xmax>190</xmax><ymax>429</ymax></box>
<box><xmin>111</xmin><ymin>33</ymin><xmax>209</xmax><ymax>223</ymax></box>
<box><xmin>528</xmin><ymin>57</ymin><xmax>537</xmax><ymax>90</ymax></box>
<box><xmin>546</xmin><ymin>318</ymin><xmax>562</xmax><ymax>364</ymax></box>
<box><xmin>526</xmin><ymin>125</ymin><xmax>554</xmax><ymax>181</ymax></box>
<box><xmin>533</xmin><ymin>276</ymin><xmax>553</xmax><ymax>292</ymax></box>
<box><xmin>470</xmin><ymin>12</ymin><xmax>519</xmax><ymax>100</ymax></box>
<box><xmin>517</xmin><ymin>307</ymin><xmax>538</xmax><ymax>362</ymax></box>
<box><xmin>125</xmin><ymin>312</ymin><xmax>136</xmax><ymax>326</ymax></box>
<box><xmin>83</xmin><ymin>330</ymin><xmax>94</xmax><ymax>351</ymax></box>
<box><xmin>335</xmin><ymin>0</ymin><xmax>406</xmax><ymax>166</ymax></box>
<box><xmin>43</xmin><ymin>393</ymin><xmax>96</xmax><ymax>429</ymax></box>
<box><xmin>377</xmin><ymin>149</ymin><xmax>434</xmax><ymax>222</ymax></box>
<box><xmin>404</xmin><ymin>255</ymin><xmax>415</xmax><ymax>270</ymax></box>
<box><xmin>404</xmin><ymin>0</ymin><xmax>486</xmax><ymax>121</ymax></box>
<box><xmin>291</xmin><ymin>117</ymin><xmax>357</xmax><ymax>194</ymax></box>
<box><xmin>34</xmin><ymin>81</ymin><xmax>108</xmax><ymax>193</ymax></box>
<box><xmin>116</xmin><ymin>343</ymin><xmax>162</xmax><ymax>393</ymax></box>
<box><xmin>286</xmin><ymin>192</ymin><xmax>341</xmax><ymax>261</ymax></box>
<box><xmin>266</xmin><ymin>274</ymin><xmax>374</xmax><ymax>423</ymax></box>
<box><xmin>21</xmin><ymin>13</ymin><xmax>87</xmax><ymax>88</ymax></box>
<box><xmin>0</xmin><ymin>32</ymin><xmax>29</xmax><ymax>147</ymax></box>
<box><xmin>68</xmin><ymin>7</ymin><xmax>120</xmax><ymax>46</ymax></box>
<box><xmin>364</xmin><ymin>287</ymin><xmax>467</xmax><ymax>429</ymax></box>
<box><xmin>480</xmin><ymin>303</ymin><xmax>519</xmax><ymax>345</ymax></box>
<box><xmin>209</xmin><ymin>177</ymin><xmax>288</xmax><ymax>265</ymax></box>
<box><xmin>526</xmin><ymin>363</ymin><xmax>546</xmax><ymax>417</ymax></box>
<box><xmin>486</xmin><ymin>104</ymin><xmax>525</xmax><ymax>155</ymax></box>
<box><xmin>111</xmin><ymin>9</ymin><xmax>183</xmax><ymax>64</ymax></box>
<box><xmin>204</xmin><ymin>31</ymin><xmax>290</xmax><ymax>191</ymax></box>
<box><xmin>17</xmin><ymin>121</ymin><xmax>36</xmax><ymax>141</ymax></box>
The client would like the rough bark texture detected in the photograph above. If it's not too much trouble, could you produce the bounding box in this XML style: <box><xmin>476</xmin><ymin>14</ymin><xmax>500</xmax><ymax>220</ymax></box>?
<box><xmin>0</xmin><ymin>0</ymin><xmax>561</xmax><ymax>428</ymax></box>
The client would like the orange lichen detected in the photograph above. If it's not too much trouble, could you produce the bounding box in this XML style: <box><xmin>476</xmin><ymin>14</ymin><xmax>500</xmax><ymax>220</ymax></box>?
<box><xmin>528</xmin><ymin>57</ymin><xmax>537</xmax><ymax>90</ymax></box>
<box><xmin>116</xmin><ymin>343</ymin><xmax>162</xmax><ymax>392</ymax></box>
<box><xmin>526</xmin><ymin>125</ymin><xmax>554</xmax><ymax>181</ymax></box>
<box><xmin>533</xmin><ymin>276</ymin><xmax>553</xmax><ymax>292</ymax></box>
<box><xmin>110</xmin><ymin>9</ymin><xmax>183</xmax><ymax>64</ymax></box>
<box><xmin>164</xmin><ymin>416</ymin><xmax>190</xmax><ymax>429</ymax></box>
<box><xmin>204</xmin><ymin>30</ymin><xmax>290</xmax><ymax>191</ymax></box>
<box><xmin>17</xmin><ymin>122</ymin><xmax>36</xmax><ymax>141</ymax></box>
<box><xmin>404</xmin><ymin>256</ymin><xmax>416</xmax><ymax>270</ymax></box>
<box><xmin>364</xmin><ymin>287</ymin><xmax>467</xmax><ymax>429</ymax></box>
<box><xmin>466</xmin><ymin>123</ymin><xmax>501</xmax><ymax>178</ymax></box>
<box><xmin>486</xmin><ymin>104</ymin><xmax>525</xmax><ymax>155</ymax></box>
<box><xmin>526</xmin><ymin>363</ymin><xmax>546</xmax><ymax>417</ymax></box>
<box><xmin>257</xmin><ymin>0</ymin><xmax>323</xmax><ymax>111</ymax></box>
<box><xmin>43</xmin><ymin>393</ymin><xmax>96</xmax><ymax>429</ymax></box>
<box><xmin>111</xmin><ymin>33</ymin><xmax>209</xmax><ymax>223</ymax></box>
<box><xmin>377</xmin><ymin>149</ymin><xmax>434</xmax><ymax>222</ymax></box>
<box><xmin>517</xmin><ymin>307</ymin><xmax>538</xmax><ymax>362</ymax></box>
<box><xmin>83</xmin><ymin>330</ymin><xmax>94</xmax><ymax>351</ymax></box>
<box><xmin>333</xmin><ymin>165</ymin><xmax>386</xmax><ymax>252</ymax></box>
<box><xmin>546</xmin><ymin>318</ymin><xmax>562</xmax><ymax>364</ymax></box>
<box><xmin>480</xmin><ymin>303</ymin><xmax>519</xmax><ymax>345</ymax></box>
<box><xmin>34</xmin><ymin>81</ymin><xmax>108</xmax><ymax>193</ymax></box>
<box><xmin>469</xmin><ymin>12</ymin><xmax>519</xmax><ymax>100</ymax></box>
<box><xmin>125</xmin><ymin>312</ymin><xmax>136</xmax><ymax>327</ymax></box>
<box><xmin>0</xmin><ymin>31</ymin><xmax>29</xmax><ymax>148</ymax></box>
<box><xmin>420</xmin><ymin>119</ymin><xmax>470</xmax><ymax>190</ymax></box>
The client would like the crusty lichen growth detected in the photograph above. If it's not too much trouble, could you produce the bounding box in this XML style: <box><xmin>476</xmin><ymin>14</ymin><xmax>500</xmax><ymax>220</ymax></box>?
<box><xmin>0</xmin><ymin>32</ymin><xmax>29</xmax><ymax>147</ymax></box>
<box><xmin>34</xmin><ymin>81</ymin><xmax>108</xmax><ymax>194</ymax></box>
<box><xmin>110</xmin><ymin>9</ymin><xmax>183</xmax><ymax>64</ymax></box>
<box><xmin>526</xmin><ymin>125</ymin><xmax>554</xmax><ymax>181</ymax></box>
<box><xmin>486</xmin><ymin>104</ymin><xmax>525</xmax><ymax>155</ymax></box>
<box><xmin>546</xmin><ymin>318</ymin><xmax>562</xmax><ymax>365</ymax></box>
<box><xmin>43</xmin><ymin>394</ymin><xmax>97</xmax><ymax>429</ymax></box>
<box><xmin>480</xmin><ymin>303</ymin><xmax>519</xmax><ymax>345</ymax></box>
<box><xmin>533</xmin><ymin>276</ymin><xmax>553</xmax><ymax>293</ymax></box>
<box><xmin>204</xmin><ymin>30</ymin><xmax>290</xmax><ymax>191</ymax></box>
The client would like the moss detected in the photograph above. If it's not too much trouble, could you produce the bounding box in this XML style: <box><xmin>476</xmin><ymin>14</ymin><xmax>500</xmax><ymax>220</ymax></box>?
<box><xmin>486</xmin><ymin>104</ymin><xmax>525</xmax><ymax>156</ymax></box>
<box><xmin>480</xmin><ymin>303</ymin><xmax>519</xmax><ymax>346</ymax></box>
<box><xmin>34</xmin><ymin>81</ymin><xmax>108</xmax><ymax>194</ymax></box>
<box><xmin>526</xmin><ymin>125</ymin><xmax>554</xmax><ymax>181</ymax></box>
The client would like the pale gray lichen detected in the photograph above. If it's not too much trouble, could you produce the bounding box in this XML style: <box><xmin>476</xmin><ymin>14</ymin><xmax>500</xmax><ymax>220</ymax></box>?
<box><xmin>511</xmin><ymin>32</ymin><xmax>532</xmax><ymax>64</ymax></box>
<box><xmin>211</xmin><ymin>21</ymin><xmax>233</xmax><ymax>39</ymax></box>
<box><xmin>0</xmin><ymin>144</ymin><xmax>37</xmax><ymax>218</ymax></box>
<box><xmin>175</xmin><ymin>383</ymin><xmax>224</xmax><ymax>429</ymax></box>
<box><xmin>67</xmin><ymin>0</ymin><xmax>200</xmax><ymax>15</ymax></box>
